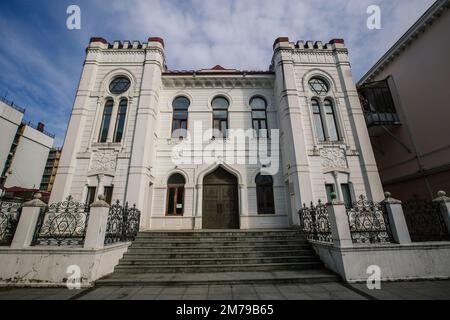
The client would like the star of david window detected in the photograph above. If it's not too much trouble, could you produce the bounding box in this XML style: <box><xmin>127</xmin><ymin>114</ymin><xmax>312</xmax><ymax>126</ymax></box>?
<box><xmin>109</xmin><ymin>77</ymin><xmax>131</xmax><ymax>94</ymax></box>
<box><xmin>309</xmin><ymin>78</ymin><xmax>329</xmax><ymax>95</ymax></box>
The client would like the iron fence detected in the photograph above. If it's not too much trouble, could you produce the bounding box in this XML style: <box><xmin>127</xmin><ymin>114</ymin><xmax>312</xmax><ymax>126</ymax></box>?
<box><xmin>31</xmin><ymin>196</ymin><xmax>90</xmax><ymax>246</ymax></box>
<box><xmin>347</xmin><ymin>195</ymin><xmax>393</xmax><ymax>244</ymax></box>
<box><xmin>298</xmin><ymin>200</ymin><xmax>332</xmax><ymax>243</ymax></box>
<box><xmin>402</xmin><ymin>196</ymin><xmax>450</xmax><ymax>242</ymax></box>
<box><xmin>104</xmin><ymin>200</ymin><xmax>140</xmax><ymax>245</ymax></box>
<box><xmin>0</xmin><ymin>200</ymin><xmax>22</xmax><ymax>246</ymax></box>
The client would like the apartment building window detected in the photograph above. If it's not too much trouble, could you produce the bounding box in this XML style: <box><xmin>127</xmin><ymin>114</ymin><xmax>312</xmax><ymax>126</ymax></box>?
<box><xmin>99</xmin><ymin>99</ymin><xmax>113</xmax><ymax>143</ymax></box>
<box><xmin>171</xmin><ymin>96</ymin><xmax>190</xmax><ymax>138</ymax></box>
<box><xmin>212</xmin><ymin>96</ymin><xmax>229</xmax><ymax>138</ymax></box>
<box><xmin>250</xmin><ymin>96</ymin><xmax>268</xmax><ymax>138</ymax></box>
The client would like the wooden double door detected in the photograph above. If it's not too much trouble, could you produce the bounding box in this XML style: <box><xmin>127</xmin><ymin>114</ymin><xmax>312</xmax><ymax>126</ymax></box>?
<box><xmin>202</xmin><ymin>167</ymin><xmax>239</xmax><ymax>229</ymax></box>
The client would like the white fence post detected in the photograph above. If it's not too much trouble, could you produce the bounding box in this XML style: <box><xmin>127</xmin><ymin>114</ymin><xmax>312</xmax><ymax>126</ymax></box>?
<box><xmin>84</xmin><ymin>195</ymin><xmax>110</xmax><ymax>250</ymax></box>
<box><xmin>10</xmin><ymin>193</ymin><xmax>47</xmax><ymax>249</ymax></box>
<box><xmin>327</xmin><ymin>193</ymin><xmax>353</xmax><ymax>247</ymax></box>
<box><xmin>433</xmin><ymin>191</ymin><xmax>450</xmax><ymax>235</ymax></box>
<box><xmin>381</xmin><ymin>192</ymin><xmax>411</xmax><ymax>244</ymax></box>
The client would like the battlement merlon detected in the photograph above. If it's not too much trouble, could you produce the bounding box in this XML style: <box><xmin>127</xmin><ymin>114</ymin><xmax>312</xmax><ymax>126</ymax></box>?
<box><xmin>273</xmin><ymin>36</ymin><xmax>347</xmax><ymax>51</ymax></box>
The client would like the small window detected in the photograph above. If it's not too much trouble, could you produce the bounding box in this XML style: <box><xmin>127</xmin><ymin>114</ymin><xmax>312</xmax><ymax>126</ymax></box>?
<box><xmin>99</xmin><ymin>99</ymin><xmax>113</xmax><ymax>143</ymax></box>
<box><xmin>113</xmin><ymin>99</ymin><xmax>127</xmax><ymax>143</ymax></box>
<box><xmin>341</xmin><ymin>184</ymin><xmax>352</xmax><ymax>208</ymax></box>
<box><xmin>103</xmin><ymin>186</ymin><xmax>114</xmax><ymax>205</ymax></box>
<box><xmin>324</xmin><ymin>99</ymin><xmax>339</xmax><ymax>141</ymax></box>
<box><xmin>250</xmin><ymin>97</ymin><xmax>268</xmax><ymax>138</ymax></box>
<box><xmin>325</xmin><ymin>184</ymin><xmax>335</xmax><ymax>203</ymax></box>
<box><xmin>212</xmin><ymin>96</ymin><xmax>229</xmax><ymax>138</ymax></box>
<box><xmin>86</xmin><ymin>187</ymin><xmax>97</xmax><ymax>205</ymax></box>
<box><xmin>309</xmin><ymin>78</ymin><xmax>329</xmax><ymax>95</ymax></box>
<box><xmin>255</xmin><ymin>174</ymin><xmax>275</xmax><ymax>214</ymax></box>
<box><xmin>166</xmin><ymin>173</ymin><xmax>186</xmax><ymax>215</ymax></box>
<box><xmin>172</xmin><ymin>97</ymin><xmax>190</xmax><ymax>138</ymax></box>
<box><xmin>312</xmin><ymin>99</ymin><xmax>325</xmax><ymax>142</ymax></box>
<box><xmin>109</xmin><ymin>77</ymin><xmax>131</xmax><ymax>94</ymax></box>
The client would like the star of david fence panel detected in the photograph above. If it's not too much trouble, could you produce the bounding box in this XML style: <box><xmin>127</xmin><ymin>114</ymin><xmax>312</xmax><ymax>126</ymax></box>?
<box><xmin>298</xmin><ymin>200</ymin><xmax>332</xmax><ymax>243</ymax></box>
<box><xmin>402</xmin><ymin>196</ymin><xmax>450</xmax><ymax>242</ymax></box>
<box><xmin>0</xmin><ymin>200</ymin><xmax>22</xmax><ymax>246</ymax></box>
<box><xmin>104</xmin><ymin>200</ymin><xmax>140</xmax><ymax>245</ymax></box>
<box><xmin>346</xmin><ymin>195</ymin><xmax>394</xmax><ymax>244</ymax></box>
<box><xmin>31</xmin><ymin>196</ymin><xmax>90</xmax><ymax>246</ymax></box>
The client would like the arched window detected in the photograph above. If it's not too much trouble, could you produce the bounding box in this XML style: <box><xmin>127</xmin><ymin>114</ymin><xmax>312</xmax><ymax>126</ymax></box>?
<box><xmin>311</xmin><ymin>99</ymin><xmax>325</xmax><ymax>142</ymax></box>
<box><xmin>172</xmin><ymin>96</ymin><xmax>190</xmax><ymax>138</ymax></box>
<box><xmin>212</xmin><ymin>96</ymin><xmax>229</xmax><ymax>138</ymax></box>
<box><xmin>99</xmin><ymin>99</ymin><xmax>113</xmax><ymax>143</ymax></box>
<box><xmin>113</xmin><ymin>98</ymin><xmax>128</xmax><ymax>143</ymax></box>
<box><xmin>324</xmin><ymin>99</ymin><xmax>339</xmax><ymax>141</ymax></box>
<box><xmin>255</xmin><ymin>174</ymin><xmax>275</xmax><ymax>214</ymax></box>
<box><xmin>166</xmin><ymin>173</ymin><xmax>186</xmax><ymax>215</ymax></box>
<box><xmin>250</xmin><ymin>96</ymin><xmax>268</xmax><ymax>138</ymax></box>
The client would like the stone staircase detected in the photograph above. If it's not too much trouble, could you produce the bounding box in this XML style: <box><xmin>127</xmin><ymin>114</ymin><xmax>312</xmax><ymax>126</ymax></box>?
<box><xmin>96</xmin><ymin>229</ymin><xmax>340</xmax><ymax>286</ymax></box>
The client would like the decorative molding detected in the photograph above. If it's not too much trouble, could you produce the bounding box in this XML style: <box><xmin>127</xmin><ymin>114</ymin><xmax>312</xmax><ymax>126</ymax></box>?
<box><xmin>89</xmin><ymin>149</ymin><xmax>117</xmax><ymax>172</ymax></box>
<box><xmin>320</xmin><ymin>147</ymin><xmax>348</xmax><ymax>170</ymax></box>
<box><xmin>162</xmin><ymin>76</ymin><xmax>274</xmax><ymax>89</ymax></box>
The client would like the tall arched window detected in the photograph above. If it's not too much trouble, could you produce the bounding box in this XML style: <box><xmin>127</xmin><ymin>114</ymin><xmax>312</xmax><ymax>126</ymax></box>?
<box><xmin>166</xmin><ymin>173</ymin><xmax>186</xmax><ymax>215</ymax></box>
<box><xmin>311</xmin><ymin>99</ymin><xmax>325</xmax><ymax>142</ymax></box>
<box><xmin>250</xmin><ymin>96</ymin><xmax>268</xmax><ymax>138</ymax></box>
<box><xmin>255</xmin><ymin>174</ymin><xmax>275</xmax><ymax>214</ymax></box>
<box><xmin>99</xmin><ymin>99</ymin><xmax>114</xmax><ymax>143</ymax></box>
<box><xmin>324</xmin><ymin>99</ymin><xmax>339</xmax><ymax>141</ymax></box>
<box><xmin>113</xmin><ymin>98</ymin><xmax>128</xmax><ymax>143</ymax></box>
<box><xmin>172</xmin><ymin>96</ymin><xmax>190</xmax><ymax>138</ymax></box>
<box><xmin>212</xmin><ymin>96</ymin><xmax>229</xmax><ymax>138</ymax></box>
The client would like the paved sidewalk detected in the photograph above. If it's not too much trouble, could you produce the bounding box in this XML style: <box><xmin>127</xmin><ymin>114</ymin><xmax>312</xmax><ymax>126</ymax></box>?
<box><xmin>0</xmin><ymin>280</ymin><xmax>449</xmax><ymax>300</ymax></box>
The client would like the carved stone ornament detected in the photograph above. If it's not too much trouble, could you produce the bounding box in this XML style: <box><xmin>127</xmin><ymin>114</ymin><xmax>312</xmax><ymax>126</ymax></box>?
<box><xmin>90</xmin><ymin>150</ymin><xmax>117</xmax><ymax>172</ymax></box>
<box><xmin>320</xmin><ymin>147</ymin><xmax>347</xmax><ymax>169</ymax></box>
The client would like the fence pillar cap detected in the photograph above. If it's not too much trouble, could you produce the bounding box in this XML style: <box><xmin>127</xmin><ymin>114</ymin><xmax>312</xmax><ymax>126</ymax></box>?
<box><xmin>381</xmin><ymin>191</ymin><xmax>402</xmax><ymax>204</ymax></box>
<box><xmin>327</xmin><ymin>192</ymin><xmax>344</xmax><ymax>206</ymax></box>
<box><xmin>433</xmin><ymin>191</ymin><xmax>450</xmax><ymax>203</ymax></box>
<box><xmin>91</xmin><ymin>195</ymin><xmax>110</xmax><ymax>208</ymax></box>
<box><xmin>23</xmin><ymin>193</ymin><xmax>47</xmax><ymax>208</ymax></box>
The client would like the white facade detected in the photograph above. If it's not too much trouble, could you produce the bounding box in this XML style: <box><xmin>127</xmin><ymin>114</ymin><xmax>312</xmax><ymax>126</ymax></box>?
<box><xmin>0</xmin><ymin>100</ymin><xmax>24</xmax><ymax>175</ymax></box>
<box><xmin>50</xmin><ymin>36</ymin><xmax>383</xmax><ymax>230</ymax></box>
<box><xmin>3</xmin><ymin>125</ymin><xmax>54</xmax><ymax>189</ymax></box>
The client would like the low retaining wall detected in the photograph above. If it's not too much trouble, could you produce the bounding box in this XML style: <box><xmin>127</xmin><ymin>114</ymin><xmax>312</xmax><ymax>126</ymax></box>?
<box><xmin>311</xmin><ymin>241</ymin><xmax>450</xmax><ymax>283</ymax></box>
<box><xmin>0</xmin><ymin>242</ymin><xmax>130</xmax><ymax>287</ymax></box>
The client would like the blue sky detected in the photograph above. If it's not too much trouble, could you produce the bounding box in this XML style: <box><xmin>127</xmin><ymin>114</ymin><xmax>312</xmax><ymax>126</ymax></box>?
<box><xmin>0</xmin><ymin>0</ymin><xmax>435</xmax><ymax>146</ymax></box>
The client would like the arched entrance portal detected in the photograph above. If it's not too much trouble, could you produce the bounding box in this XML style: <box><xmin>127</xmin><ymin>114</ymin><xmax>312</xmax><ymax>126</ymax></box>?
<box><xmin>202</xmin><ymin>167</ymin><xmax>239</xmax><ymax>229</ymax></box>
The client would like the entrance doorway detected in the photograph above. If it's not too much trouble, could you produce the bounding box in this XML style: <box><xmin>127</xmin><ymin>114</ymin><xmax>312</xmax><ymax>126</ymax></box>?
<box><xmin>202</xmin><ymin>167</ymin><xmax>239</xmax><ymax>229</ymax></box>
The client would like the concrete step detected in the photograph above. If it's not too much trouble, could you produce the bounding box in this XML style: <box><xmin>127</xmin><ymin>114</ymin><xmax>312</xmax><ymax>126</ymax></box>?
<box><xmin>125</xmin><ymin>244</ymin><xmax>313</xmax><ymax>253</ymax></box>
<box><xmin>96</xmin><ymin>270</ymin><xmax>340</xmax><ymax>286</ymax></box>
<box><xmin>122</xmin><ymin>250</ymin><xmax>316</xmax><ymax>259</ymax></box>
<box><xmin>134</xmin><ymin>235</ymin><xmax>305</xmax><ymax>242</ymax></box>
<box><xmin>136</xmin><ymin>230</ymin><xmax>302</xmax><ymax>237</ymax></box>
<box><xmin>113</xmin><ymin>261</ymin><xmax>323</xmax><ymax>273</ymax></box>
<box><xmin>119</xmin><ymin>256</ymin><xmax>319</xmax><ymax>266</ymax></box>
<box><xmin>130</xmin><ymin>240</ymin><xmax>309</xmax><ymax>247</ymax></box>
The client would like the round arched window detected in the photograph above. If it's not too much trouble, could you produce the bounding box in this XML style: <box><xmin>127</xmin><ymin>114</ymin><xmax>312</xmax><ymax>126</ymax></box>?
<box><xmin>109</xmin><ymin>77</ymin><xmax>131</xmax><ymax>94</ymax></box>
<box><xmin>308</xmin><ymin>78</ymin><xmax>329</xmax><ymax>95</ymax></box>
<box><xmin>172</xmin><ymin>96</ymin><xmax>190</xmax><ymax>110</ymax></box>
<box><xmin>250</xmin><ymin>97</ymin><xmax>267</xmax><ymax>110</ymax></box>
<box><xmin>212</xmin><ymin>96</ymin><xmax>230</xmax><ymax>109</ymax></box>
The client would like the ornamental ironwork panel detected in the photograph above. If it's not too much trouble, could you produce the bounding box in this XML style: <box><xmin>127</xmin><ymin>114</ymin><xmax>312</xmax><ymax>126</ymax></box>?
<box><xmin>32</xmin><ymin>196</ymin><xmax>90</xmax><ymax>246</ymax></box>
<box><xmin>347</xmin><ymin>195</ymin><xmax>393</xmax><ymax>244</ymax></box>
<box><xmin>104</xmin><ymin>201</ymin><xmax>141</xmax><ymax>245</ymax></box>
<box><xmin>402</xmin><ymin>197</ymin><xmax>450</xmax><ymax>242</ymax></box>
<box><xmin>0</xmin><ymin>201</ymin><xmax>22</xmax><ymax>246</ymax></box>
<box><xmin>299</xmin><ymin>200</ymin><xmax>332</xmax><ymax>243</ymax></box>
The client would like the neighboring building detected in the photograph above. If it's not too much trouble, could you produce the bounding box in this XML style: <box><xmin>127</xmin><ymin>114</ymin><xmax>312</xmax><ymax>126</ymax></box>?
<box><xmin>50</xmin><ymin>36</ymin><xmax>383</xmax><ymax>230</ymax></box>
<box><xmin>357</xmin><ymin>0</ymin><xmax>450</xmax><ymax>201</ymax></box>
<box><xmin>0</xmin><ymin>97</ymin><xmax>25</xmax><ymax>176</ymax></box>
<box><xmin>39</xmin><ymin>148</ymin><xmax>62</xmax><ymax>193</ymax></box>
<box><xmin>0</xmin><ymin>99</ymin><xmax>55</xmax><ymax>192</ymax></box>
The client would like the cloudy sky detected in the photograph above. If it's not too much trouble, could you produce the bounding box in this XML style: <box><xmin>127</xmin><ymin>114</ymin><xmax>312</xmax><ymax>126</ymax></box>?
<box><xmin>0</xmin><ymin>0</ymin><xmax>435</xmax><ymax>146</ymax></box>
